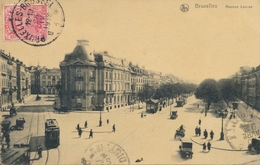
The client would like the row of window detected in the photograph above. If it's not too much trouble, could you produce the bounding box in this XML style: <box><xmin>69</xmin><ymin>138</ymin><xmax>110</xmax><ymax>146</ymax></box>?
<box><xmin>105</xmin><ymin>71</ymin><xmax>131</xmax><ymax>81</ymax></box>
<box><xmin>42</xmin><ymin>88</ymin><xmax>57</xmax><ymax>94</ymax></box>
<box><xmin>75</xmin><ymin>81</ymin><xmax>94</xmax><ymax>91</ymax></box>
<box><xmin>76</xmin><ymin>69</ymin><xmax>94</xmax><ymax>77</ymax></box>
<box><xmin>104</xmin><ymin>83</ymin><xmax>131</xmax><ymax>91</ymax></box>
<box><xmin>42</xmin><ymin>81</ymin><xmax>58</xmax><ymax>86</ymax></box>
<box><xmin>42</xmin><ymin>75</ymin><xmax>61</xmax><ymax>80</ymax></box>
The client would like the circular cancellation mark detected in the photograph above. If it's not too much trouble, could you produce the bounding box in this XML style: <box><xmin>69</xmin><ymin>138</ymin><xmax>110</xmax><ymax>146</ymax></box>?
<box><xmin>10</xmin><ymin>0</ymin><xmax>65</xmax><ymax>46</ymax></box>
<box><xmin>82</xmin><ymin>141</ymin><xmax>130</xmax><ymax>165</ymax></box>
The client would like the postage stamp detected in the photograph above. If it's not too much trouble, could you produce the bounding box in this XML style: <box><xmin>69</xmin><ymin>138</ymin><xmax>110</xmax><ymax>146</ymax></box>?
<box><xmin>3</xmin><ymin>0</ymin><xmax>65</xmax><ymax>46</ymax></box>
<box><xmin>4</xmin><ymin>4</ymin><xmax>47</xmax><ymax>41</ymax></box>
<box><xmin>81</xmin><ymin>141</ymin><xmax>130</xmax><ymax>165</ymax></box>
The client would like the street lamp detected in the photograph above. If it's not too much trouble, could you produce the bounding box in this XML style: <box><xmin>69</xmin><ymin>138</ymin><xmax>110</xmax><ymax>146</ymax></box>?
<box><xmin>99</xmin><ymin>102</ymin><xmax>103</xmax><ymax>126</ymax></box>
<box><xmin>220</xmin><ymin>112</ymin><xmax>225</xmax><ymax>140</ymax></box>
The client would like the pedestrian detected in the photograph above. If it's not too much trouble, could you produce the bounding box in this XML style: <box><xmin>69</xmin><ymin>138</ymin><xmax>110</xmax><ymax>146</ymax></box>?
<box><xmin>229</xmin><ymin>114</ymin><xmax>233</xmax><ymax>120</ymax></box>
<box><xmin>107</xmin><ymin>119</ymin><xmax>109</xmax><ymax>124</ymax></box>
<box><xmin>198</xmin><ymin>127</ymin><xmax>201</xmax><ymax>136</ymax></box>
<box><xmin>195</xmin><ymin>127</ymin><xmax>198</xmax><ymax>136</ymax></box>
<box><xmin>5</xmin><ymin>134</ymin><xmax>10</xmax><ymax>149</ymax></box>
<box><xmin>77</xmin><ymin>123</ymin><xmax>80</xmax><ymax>130</ymax></box>
<box><xmin>197</xmin><ymin>104</ymin><xmax>199</xmax><ymax>108</ymax></box>
<box><xmin>205</xmin><ymin>110</ymin><xmax>207</xmax><ymax>117</ymax></box>
<box><xmin>141</xmin><ymin>113</ymin><xmax>143</xmax><ymax>118</ymax></box>
<box><xmin>198</xmin><ymin>119</ymin><xmax>201</xmax><ymax>126</ymax></box>
<box><xmin>203</xmin><ymin>129</ymin><xmax>208</xmax><ymax>139</ymax></box>
<box><xmin>78</xmin><ymin>128</ymin><xmax>82</xmax><ymax>137</ymax></box>
<box><xmin>112</xmin><ymin>124</ymin><xmax>116</xmax><ymax>132</ymax></box>
<box><xmin>37</xmin><ymin>145</ymin><xmax>42</xmax><ymax>158</ymax></box>
<box><xmin>202</xmin><ymin>142</ymin><xmax>206</xmax><ymax>152</ymax></box>
<box><xmin>84</xmin><ymin>120</ymin><xmax>88</xmax><ymax>128</ymax></box>
<box><xmin>207</xmin><ymin>142</ymin><xmax>211</xmax><ymax>152</ymax></box>
<box><xmin>89</xmin><ymin>129</ymin><xmax>93</xmax><ymax>138</ymax></box>
<box><xmin>210</xmin><ymin>130</ymin><xmax>214</xmax><ymax>140</ymax></box>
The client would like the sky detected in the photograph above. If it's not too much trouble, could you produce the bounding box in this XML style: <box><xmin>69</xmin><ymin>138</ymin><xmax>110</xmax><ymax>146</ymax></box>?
<box><xmin>1</xmin><ymin>0</ymin><xmax>260</xmax><ymax>84</ymax></box>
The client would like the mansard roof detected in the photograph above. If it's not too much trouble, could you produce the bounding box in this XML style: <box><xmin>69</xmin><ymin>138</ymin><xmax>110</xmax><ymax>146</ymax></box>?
<box><xmin>60</xmin><ymin>40</ymin><xmax>96</xmax><ymax>66</ymax></box>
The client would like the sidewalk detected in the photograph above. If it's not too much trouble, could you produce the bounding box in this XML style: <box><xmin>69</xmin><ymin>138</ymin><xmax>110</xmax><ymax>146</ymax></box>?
<box><xmin>189</xmin><ymin>100</ymin><xmax>260</xmax><ymax>152</ymax></box>
<box><xmin>225</xmin><ymin>100</ymin><xmax>260</xmax><ymax>150</ymax></box>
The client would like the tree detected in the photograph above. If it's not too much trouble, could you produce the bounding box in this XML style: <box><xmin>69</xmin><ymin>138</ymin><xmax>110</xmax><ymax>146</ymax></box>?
<box><xmin>218</xmin><ymin>78</ymin><xmax>236</xmax><ymax>107</ymax></box>
<box><xmin>195</xmin><ymin>79</ymin><xmax>219</xmax><ymax>110</ymax></box>
<box><xmin>138</xmin><ymin>84</ymin><xmax>155</xmax><ymax>101</ymax></box>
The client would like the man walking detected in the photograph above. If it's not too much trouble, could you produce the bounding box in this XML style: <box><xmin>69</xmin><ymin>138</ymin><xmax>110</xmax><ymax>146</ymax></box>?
<box><xmin>107</xmin><ymin>119</ymin><xmax>109</xmax><ymax>124</ymax></box>
<box><xmin>195</xmin><ymin>127</ymin><xmax>198</xmax><ymax>136</ymax></box>
<box><xmin>198</xmin><ymin>119</ymin><xmax>201</xmax><ymax>126</ymax></box>
<box><xmin>198</xmin><ymin>127</ymin><xmax>201</xmax><ymax>136</ymax></box>
<box><xmin>78</xmin><ymin>128</ymin><xmax>82</xmax><ymax>137</ymax></box>
<box><xmin>5</xmin><ymin>133</ymin><xmax>10</xmax><ymax>149</ymax></box>
<box><xmin>112</xmin><ymin>124</ymin><xmax>116</xmax><ymax>132</ymax></box>
<box><xmin>207</xmin><ymin>142</ymin><xmax>211</xmax><ymax>152</ymax></box>
<box><xmin>89</xmin><ymin>129</ymin><xmax>93</xmax><ymax>138</ymax></box>
<box><xmin>37</xmin><ymin>145</ymin><xmax>42</xmax><ymax>159</ymax></box>
<box><xmin>203</xmin><ymin>129</ymin><xmax>208</xmax><ymax>139</ymax></box>
<box><xmin>210</xmin><ymin>130</ymin><xmax>214</xmax><ymax>140</ymax></box>
<box><xmin>202</xmin><ymin>142</ymin><xmax>206</xmax><ymax>152</ymax></box>
<box><xmin>84</xmin><ymin>120</ymin><xmax>88</xmax><ymax>128</ymax></box>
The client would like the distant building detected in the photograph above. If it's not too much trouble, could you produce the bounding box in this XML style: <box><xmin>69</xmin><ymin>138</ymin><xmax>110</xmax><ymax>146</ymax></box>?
<box><xmin>0</xmin><ymin>50</ymin><xmax>31</xmax><ymax>111</ymax></box>
<box><xmin>232</xmin><ymin>66</ymin><xmax>260</xmax><ymax>111</ymax></box>
<box><xmin>29</xmin><ymin>66</ymin><xmax>61</xmax><ymax>94</ymax></box>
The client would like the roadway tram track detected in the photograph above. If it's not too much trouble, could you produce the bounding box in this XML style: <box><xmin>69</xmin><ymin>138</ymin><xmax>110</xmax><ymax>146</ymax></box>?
<box><xmin>30</xmin><ymin>108</ymin><xmax>40</xmax><ymax>165</ymax></box>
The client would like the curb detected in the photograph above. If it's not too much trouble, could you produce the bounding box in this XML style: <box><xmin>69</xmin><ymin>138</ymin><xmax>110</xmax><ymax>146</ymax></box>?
<box><xmin>190</xmin><ymin>137</ymin><xmax>247</xmax><ymax>152</ymax></box>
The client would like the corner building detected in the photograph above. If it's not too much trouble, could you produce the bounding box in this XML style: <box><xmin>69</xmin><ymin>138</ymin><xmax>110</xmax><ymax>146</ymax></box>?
<box><xmin>60</xmin><ymin>40</ymin><xmax>133</xmax><ymax>111</ymax></box>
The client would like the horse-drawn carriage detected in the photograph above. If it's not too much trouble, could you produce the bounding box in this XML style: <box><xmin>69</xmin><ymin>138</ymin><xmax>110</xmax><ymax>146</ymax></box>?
<box><xmin>174</xmin><ymin>125</ymin><xmax>185</xmax><ymax>139</ymax></box>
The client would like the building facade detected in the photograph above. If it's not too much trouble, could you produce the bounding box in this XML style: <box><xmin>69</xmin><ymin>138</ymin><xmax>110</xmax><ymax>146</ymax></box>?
<box><xmin>0</xmin><ymin>50</ymin><xmax>31</xmax><ymax>111</ymax></box>
<box><xmin>59</xmin><ymin>40</ymin><xmax>178</xmax><ymax>111</ymax></box>
<box><xmin>29</xmin><ymin>66</ymin><xmax>61</xmax><ymax>94</ymax></box>
<box><xmin>233</xmin><ymin>66</ymin><xmax>260</xmax><ymax>111</ymax></box>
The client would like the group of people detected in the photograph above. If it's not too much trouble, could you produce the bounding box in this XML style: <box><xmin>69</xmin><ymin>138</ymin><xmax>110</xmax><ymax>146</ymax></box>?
<box><xmin>195</xmin><ymin>119</ymin><xmax>215</xmax><ymax>140</ymax></box>
<box><xmin>202</xmin><ymin>142</ymin><xmax>211</xmax><ymax>152</ymax></box>
<box><xmin>76</xmin><ymin>121</ymin><xmax>116</xmax><ymax>138</ymax></box>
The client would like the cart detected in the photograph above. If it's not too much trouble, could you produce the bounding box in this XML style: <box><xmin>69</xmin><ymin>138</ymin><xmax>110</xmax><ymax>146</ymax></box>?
<box><xmin>170</xmin><ymin>111</ymin><xmax>178</xmax><ymax>119</ymax></box>
<box><xmin>179</xmin><ymin>138</ymin><xmax>193</xmax><ymax>159</ymax></box>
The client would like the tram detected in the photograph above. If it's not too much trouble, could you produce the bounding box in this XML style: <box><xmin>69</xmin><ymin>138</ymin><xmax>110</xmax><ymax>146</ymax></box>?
<box><xmin>45</xmin><ymin>119</ymin><xmax>60</xmax><ymax>148</ymax></box>
<box><xmin>146</xmin><ymin>99</ymin><xmax>159</xmax><ymax>113</ymax></box>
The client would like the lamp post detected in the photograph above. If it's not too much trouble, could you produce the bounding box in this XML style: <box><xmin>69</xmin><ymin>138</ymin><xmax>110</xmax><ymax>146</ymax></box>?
<box><xmin>99</xmin><ymin>102</ymin><xmax>103</xmax><ymax>126</ymax></box>
<box><xmin>220</xmin><ymin>113</ymin><xmax>224</xmax><ymax>140</ymax></box>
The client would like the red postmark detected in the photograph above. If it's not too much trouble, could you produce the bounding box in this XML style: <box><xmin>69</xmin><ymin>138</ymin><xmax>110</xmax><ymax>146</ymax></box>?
<box><xmin>4</xmin><ymin>4</ymin><xmax>47</xmax><ymax>41</ymax></box>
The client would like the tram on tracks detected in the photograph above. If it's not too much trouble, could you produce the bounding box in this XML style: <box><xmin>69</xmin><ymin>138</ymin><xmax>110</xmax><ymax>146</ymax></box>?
<box><xmin>45</xmin><ymin>119</ymin><xmax>60</xmax><ymax>148</ymax></box>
